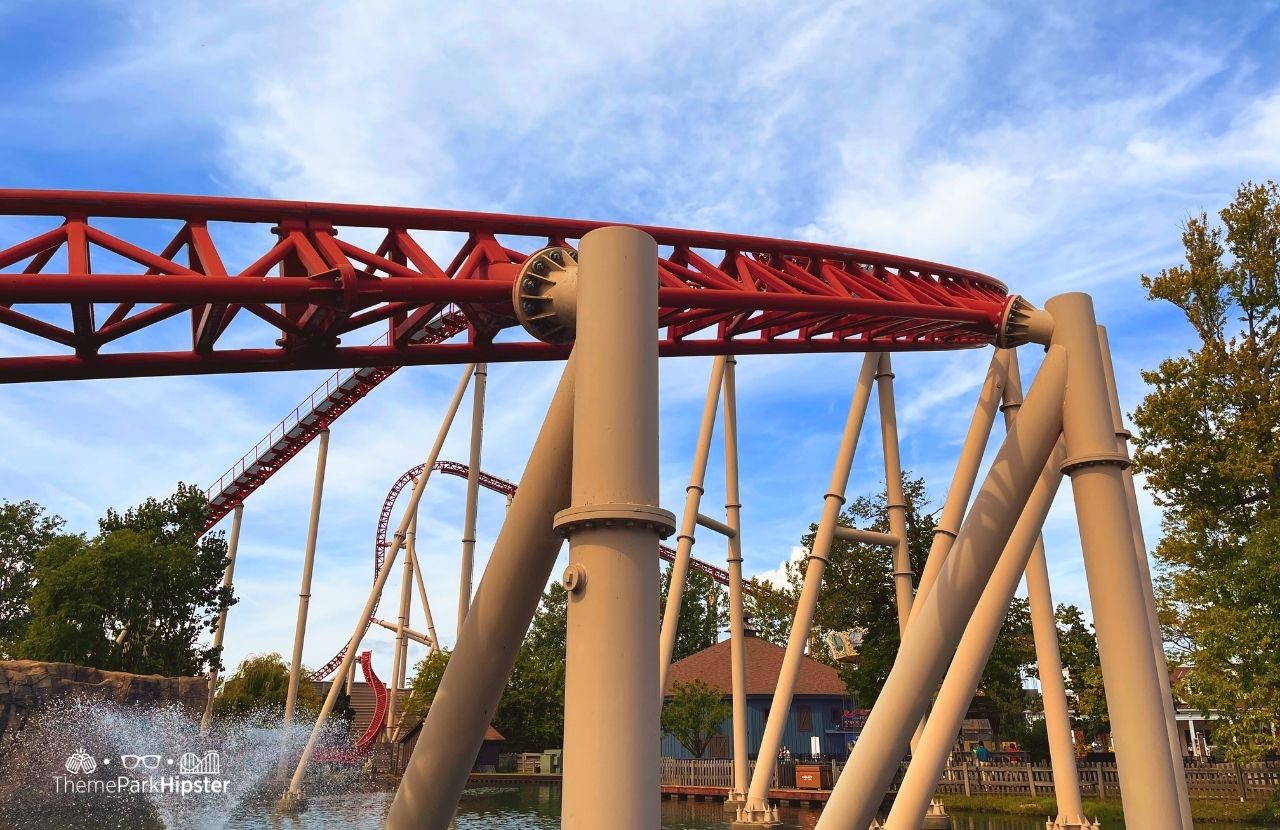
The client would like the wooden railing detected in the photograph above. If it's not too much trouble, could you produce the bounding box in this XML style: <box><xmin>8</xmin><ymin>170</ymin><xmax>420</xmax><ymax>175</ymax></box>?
<box><xmin>932</xmin><ymin>761</ymin><xmax>1280</xmax><ymax>801</ymax></box>
<box><xmin>659</xmin><ymin>758</ymin><xmax>1280</xmax><ymax>801</ymax></box>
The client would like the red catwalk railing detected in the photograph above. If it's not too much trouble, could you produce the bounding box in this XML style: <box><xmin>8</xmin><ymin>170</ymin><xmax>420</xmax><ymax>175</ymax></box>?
<box><xmin>200</xmin><ymin>312</ymin><xmax>467</xmax><ymax>530</ymax></box>
<box><xmin>310</xmin><ymin>459</ymin><xmax>773</xmax><ymax>682</ymax></box>
<box><xmin>0</xmin><ymin>190</ymin><xmax>1007</xmax><ymax>383</ymax></box>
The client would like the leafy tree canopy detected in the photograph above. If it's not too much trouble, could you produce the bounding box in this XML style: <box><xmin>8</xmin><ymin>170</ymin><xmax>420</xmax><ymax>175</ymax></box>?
<box><xmin>1132</xmin><ymin>180</ymin><xmax>1280</xmax><ymax>761</ymax></box>
<box><xmin>662</xmin><ymin>679</ymin><xmax>730</xmax><ymax>759</ymax></box>
<box><xmin>0</xmin><ymin>500</ymin><xmax>64</xmax><ymax>655</ymax></box>
<box><xmin>15</xmin><ymin>484</ymin><xmax>233</xmax><ymax>676</ymax></box>
<box><xmin>212</xmin><ymin>652</ymin><xmax>322</xmax><ymax>719</ymax></box>
<box><xmin>496</xmin><ymin>582</ymin><xmax>568</xmax><ymax>753</ymax></box>
<box><xmin>660</xmin><ymin>566</ymin><xmax>727</xmax><ymax>663</ymax></box>
<box><xmin>402</xmin><ymin>648</ymin><xmax>451</xmax><ymax>724</ymax></box>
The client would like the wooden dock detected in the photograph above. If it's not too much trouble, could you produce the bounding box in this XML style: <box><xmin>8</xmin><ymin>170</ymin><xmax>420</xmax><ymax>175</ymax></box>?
<box><xmin>467</xmin><ymin>773</ymin><xmax>833</xmax><ymax>806</ymax></box>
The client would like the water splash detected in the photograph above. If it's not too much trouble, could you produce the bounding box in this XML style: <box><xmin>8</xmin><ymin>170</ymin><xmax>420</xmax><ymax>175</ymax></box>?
<box><xmin>0</xmin><ymin>696</ymin><xmax>370</xmax><ymax>830</ymax></box>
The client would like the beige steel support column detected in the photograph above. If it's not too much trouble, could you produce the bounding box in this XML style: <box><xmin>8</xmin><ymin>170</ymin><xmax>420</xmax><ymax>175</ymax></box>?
<box><xmin>387</xmin><ymin>513</ymin><xmax>417</xmax><ymax>742</ymax></box>
<box><xmin>1005</xmin><ymin>348</ymin><xmax>1092</xmax><ymax>829</ymax></box>
<box><xmin>458</xmin><ymin>363</ymin><xmax>487</xmax><ymax>632</ymax></box>
<box><xmin>408</xmin><ymin>543</ymin><xmax>440</xmax><ymax>654</ymax></box>
<box><xmin>736</xmin><ymin>353</ymin><xmax>879</xmax><ymax>827</ymax></box>
<box><xmin>1047</xmin><ymin>293</ymin><xmax>1183</xmax><ymax>829</ymax></box>
<box><xmin>1098</xmin><ymin>327</ymin><xmax>1193</xmax><ymax>829</ymax></box>
<box><xmin>659</xmin><ymin>355</ymin><xmax>726</xmax><ymax>694</ymax></box>
<box><xmin>200</xmin><ymin>503</ymin><xmax>243</xmax><ymax>736</ymax></box>
<box><xmin>285</xmin><ymin>506</ymin><xmax>406</xmax><ymax>801</ymax></box>
<box><xmin>875</xmin><ymin>354</ymin><xmax>915</xmax><ymax>635</ymax></box>
<box><xmin>385</xmin><ymin>357</ymin><xmax>576</xmax><ymax>830</ymax></box>
<box><xmin>283</xmin><ymin>364</ymin><xmax>475</xmax><ymax>805</ymax></box>
<box><xmin>559</xmin><ymin>227</ymin><xmax>672</xmax><ymax>830</ymax></box>
<box><xmin>283</xmin><ymin>428</ymin><xmax>331</xmax><ymax>728</ymax></box>
<box><xmin>909</xmin><ymin>350</ymin><xmax>1010</xmax><ymax>621</ymax></box>
<box><xmin>723</xmin><ymin>355</ymin><xmax>750</xmax><ymax>807</ymax></box>
<box><xmin>886</xmin><ymin>441</ymin><xmax>1066</xmax><ymax>830</ymax></box>
<box><xmin>814</xmin><ymin>346</ymin><xmax>1068</xmax><ymax>830</ymax></box>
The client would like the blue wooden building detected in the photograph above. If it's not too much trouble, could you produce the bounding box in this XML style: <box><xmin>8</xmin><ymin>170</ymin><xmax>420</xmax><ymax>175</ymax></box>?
<box><xmin>661</xmin><ymin>626</ymin><xmax>857</xmax><ymax>760</ymax></box>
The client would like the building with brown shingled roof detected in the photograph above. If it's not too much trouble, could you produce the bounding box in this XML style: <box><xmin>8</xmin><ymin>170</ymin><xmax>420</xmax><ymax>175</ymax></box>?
<box><xmin>661</xmin><ymin>623</ymin><xmax>858</xmax><ymax>760</ymax></box>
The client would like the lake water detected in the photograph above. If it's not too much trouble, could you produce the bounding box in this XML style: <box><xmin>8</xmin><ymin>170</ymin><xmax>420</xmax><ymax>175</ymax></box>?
<box><xmin>211</xmin><ymin>785</ymin><xmax>1269</xmax><ymax>830</ymax></box>
<box><xmin>213</xmin><ymin>785</ymin><xmax>1044</xmax><ymax>829</ymax></box>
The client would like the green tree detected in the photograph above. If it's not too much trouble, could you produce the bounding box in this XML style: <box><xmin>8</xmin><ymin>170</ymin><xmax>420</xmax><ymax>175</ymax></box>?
<box><xmin>1132</xmin><ymin>180</ymin><xmax>1280</xmax><ymax>761</ymax></box>
<box><xmin>496</xmin><ymin>583</ymin><xmax>568</xmax><ymax>752</ymax></box>
<box><xmin>0</xmin><ymin>500</ymin><xmax>64</xmax><ymax>655</ymax></box>
<box><xmin>785</xmin><ymin>475</ymin><xmax>935</xmax><ymax>708</ymax></box>
<box><xmin>212</xmin><ymin>652</ymin><xmax>322</xmax><ymax>718</ymax></box>
<box><xmin>1054</xmin><ymin>603</ymin><xmax>1108</xmax><ymax>737</ymax></box>
<box><xmin>742</xmin><ymin>576</ymin><xmax>794</xmax><ymax>647</ymax></box>
<box><xmin>660</xmin><ymin>566</ymin><xmax>727</xmax><ymax>662</ymax></box>
<box><xmin>662</xmin><ymin>679</ymin><xmax>730</xmax><ymax>759</ymax></box>
<box><xmin>16</xmin><ymin>484</ymin><xmax>233</xmax><ymax>676</ymax></box>
<box><xmin>979</xmin><ymin>597</ymin><xmax>1036</xmax><ymax>742</ymax></box>
<box><xmin>402</xmin><ymin>648</ymin><xmax>451</xmax><ymax>723</ymax></box>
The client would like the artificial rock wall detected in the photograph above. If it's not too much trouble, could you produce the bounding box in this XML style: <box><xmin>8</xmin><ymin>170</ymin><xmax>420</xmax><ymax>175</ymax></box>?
<box><xmin>0</xmin><ymin>659</ymin><xmax>208</xmax><ymax>741</ymax></box>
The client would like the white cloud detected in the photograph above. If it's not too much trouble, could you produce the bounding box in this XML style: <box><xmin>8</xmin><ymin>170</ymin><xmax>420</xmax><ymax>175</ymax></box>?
<box><xmin>1</xmin><ymin>0</ymin><xmax>1277</xmax><ymax>676</ymax></box>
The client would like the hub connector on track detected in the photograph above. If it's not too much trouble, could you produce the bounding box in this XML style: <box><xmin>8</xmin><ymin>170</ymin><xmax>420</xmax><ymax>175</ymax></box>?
<box><xmin>513</xmin><ymin>246</ymin><xmax>578</xmax><ymax>344</ymax></box>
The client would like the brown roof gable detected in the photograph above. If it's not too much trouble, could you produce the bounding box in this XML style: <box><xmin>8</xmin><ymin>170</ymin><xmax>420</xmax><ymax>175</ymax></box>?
<box><xmin>664</xmin><ymin>635</ymin><xmax>846</xmax><ymax>697</ymax></box>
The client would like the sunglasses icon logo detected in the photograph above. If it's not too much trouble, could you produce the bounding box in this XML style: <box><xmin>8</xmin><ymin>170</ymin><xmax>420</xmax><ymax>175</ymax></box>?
<box><xmin>120</xmin><ymin>754</ymin><xmax>161</xmax><ymax>770</ymax></box>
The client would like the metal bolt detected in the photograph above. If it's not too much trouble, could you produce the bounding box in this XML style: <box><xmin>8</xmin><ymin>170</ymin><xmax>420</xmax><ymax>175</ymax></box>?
<box><xmin>533</xmin><ymin>260</ymin><xmax>547</xmax><ymax>274</ymax></box>
<box><xmin>522</xmin><ymin>277</ymin><xmax>539</xmax><ymax>293</ymax></box>
<box><xmin>562</xmin><ymin>563</ymin><xmax>587</xmax><ymax>594</ymax></box>
<box><xmin>549</xmin><ymin>250</ymin><xmax>563</xmax><ymax>264</ymax></box>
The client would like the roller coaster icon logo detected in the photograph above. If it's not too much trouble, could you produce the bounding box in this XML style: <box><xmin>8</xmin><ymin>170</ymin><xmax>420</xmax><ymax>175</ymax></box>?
<box><xmin>178</xmin><ymin>751</ymin><xmax>220</xmax><ymax>775</ymax></box>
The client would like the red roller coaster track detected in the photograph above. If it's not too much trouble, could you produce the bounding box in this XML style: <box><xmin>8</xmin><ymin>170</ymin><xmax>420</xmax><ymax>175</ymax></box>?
<box><xmin>0</xmin><ymin>190</ymin><xmax>1007</xmax><ymax>384</ymax></box>
<box><xmin>312</xmin><ymin>649</ymin><xmax>386</xmax><ymax>762</ymax></box>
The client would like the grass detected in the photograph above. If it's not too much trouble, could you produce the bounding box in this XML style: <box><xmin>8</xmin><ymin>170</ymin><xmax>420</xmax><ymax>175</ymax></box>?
<box><xmin>938</xmin><ymin>794</ymin><xmax>1276</xmax><ymax>824</ymax></box>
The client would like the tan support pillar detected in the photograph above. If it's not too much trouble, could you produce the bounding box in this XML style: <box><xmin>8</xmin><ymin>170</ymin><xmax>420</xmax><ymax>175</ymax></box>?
<box><xmin>1005</xmin><ymin>348</ymin><xmax>1092</xmax><ymax>829</ymax></box>
<box><xmin>875</xmin><ymin>353</ymin><xmax>915</xmax><ymax>635</ymax></box>
<box><xmin>284</xmin><ymin>507</ymin><xmax>406</xmax><ymax>802</ymax></box>
<box><xmin>283</xmin><ymin>428</ymin><xmax>331</xmax><ymax>727</ymax></box>
<box><xmin>736</xmin><ymin>353</ymin><xmax>879</xmax><ymax>827</ymax></box>
<box><xmin>559</xmin><ymin>227</ymin><xmax>672</xmax><ymax>830</ymax></box>
<box><xmin>885</xmin><ymin>441</ymin><xmax>1066</xmax><ymax>830</ymax></box>
<box><xmin>200</xmin><ymin>503</ymin><xmax>243</xmax><ymax>736</ymax></box>
<box><xmin>387</xmin><ymin>513</ymin><xmax>417</xmax><ymax>742</ymax></box>
<box><xmin>723</xmin><ymin>355</ymin><xmax>750</xmax><ymax>808</ymax></box>
<box><xmin>814</xmin><ymin>346</ymin><xmax>1067</xmax><ymax>830</ymax></box>
<box><xmin>385</xmin><ymin>357</ymin><xmax>576</xmax><ymax>830</ymax></box>
<box><xmin>408</xmin><ymin>542</ymin><xmax>440</xmax><ymax>654</ymax></box>
<box><xmin>1046</xmin><ymin>293</ymin><xmax>1182</xmax><ymax>828</ymax></box>
<box><xmin>458</xmin><ymin>363</ymin><xmax>487</xmax><ymax>632</ymax></box>
<box><xmin>282</xmin><ymin>365</ymin><xmax>475</xmax><ymax>805</ymax></box>
<box><xmin>659</xmin><ymin>356</ymin><xmax>726</xmax><ymax>694</ymax></box>
<box><xmin>909</xmin><ymin>350</ymin><xmax>1010</xmax><ymax>620</ymax></box>
<box><xmin>1098</xmin><ymin>327</ymin><xmax>1193</xmax><ymax>829</ymax></box>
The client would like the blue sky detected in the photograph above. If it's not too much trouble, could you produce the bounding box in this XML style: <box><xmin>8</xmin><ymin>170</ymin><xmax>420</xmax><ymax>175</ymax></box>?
<box><xmin>1</xmin><ymin>0</ymin><xmax>1277</xmax><ymax>681</ymax></box>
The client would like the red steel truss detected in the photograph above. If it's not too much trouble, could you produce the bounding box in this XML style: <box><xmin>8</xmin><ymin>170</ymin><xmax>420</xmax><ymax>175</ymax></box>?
<box><xmin>0</xmin><ymin>190</ymin><xmax>1007</xmax><ymax>384</ymax></box>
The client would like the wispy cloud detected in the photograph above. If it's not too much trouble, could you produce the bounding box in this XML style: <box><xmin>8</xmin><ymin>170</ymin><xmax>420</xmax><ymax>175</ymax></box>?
<box><xmin>1</xmin><ymin>0</ymin><xmax>1277</xmax><ymax>672</ymax></box>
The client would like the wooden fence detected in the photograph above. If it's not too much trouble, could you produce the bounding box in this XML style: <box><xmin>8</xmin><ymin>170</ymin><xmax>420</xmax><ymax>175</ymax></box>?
<box><xmin>660</xmin><ymin>758</ymin><xmax>1280</xmax><ymax>801</ymax></box>
<box><xmin>659</xmin><ymin>758</ymin><xmax>769</xmax><ymax>788</ymax></box>
<box><xmin>937</xmin><ymin>761</ymin><xmax>1280</xmax><ymax>801</ymax></box>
